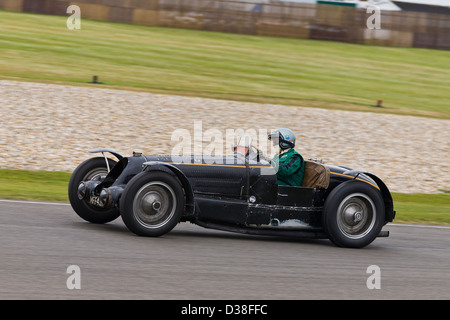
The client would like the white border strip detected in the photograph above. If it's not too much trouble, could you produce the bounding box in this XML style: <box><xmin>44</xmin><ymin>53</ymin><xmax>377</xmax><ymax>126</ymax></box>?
<box><xmin>0</xmin><ymin>199</ymin><xmax>70</xmax><ymax>206</ymax></box>
<box><xmin>389</xmin><ymin>223</ymin><xmax>450</xmax><ymax>229</ymax></box>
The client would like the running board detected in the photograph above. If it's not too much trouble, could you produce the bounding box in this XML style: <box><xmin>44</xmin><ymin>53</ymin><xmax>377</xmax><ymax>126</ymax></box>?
<box><xmin>194</xmin><ymin>220</ymin><xmax>328</xmax><ymax>239</ymax></box>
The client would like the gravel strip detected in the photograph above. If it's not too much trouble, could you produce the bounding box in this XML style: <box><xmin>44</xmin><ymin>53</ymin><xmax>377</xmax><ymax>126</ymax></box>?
<box><xmin>1</xmin><ymin>80</ymin><xmax>449</xmax><ymax>193</ymax></box>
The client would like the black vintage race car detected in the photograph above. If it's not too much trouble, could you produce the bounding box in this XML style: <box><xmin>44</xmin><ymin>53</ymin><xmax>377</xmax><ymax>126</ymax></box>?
<box><xmin>68</xmin><ymin>136</ymin><xmax>395</xmax><ymax>248</ymax></box>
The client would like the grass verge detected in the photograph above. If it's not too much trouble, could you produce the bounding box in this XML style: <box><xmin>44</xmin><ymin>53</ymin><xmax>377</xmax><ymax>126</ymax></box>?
<box><xmin>391</xmin><ymin>192</ymin><xmax>450</xmax><ymax>225</ymax></box>
<box><xmin>0</xmin><ymin>169</ymin><xmax>71</xmax><ymax>203</ymax></box>
<box><xmin>0</xmin><ymin>10</ymin><xmax>449</xmax><ymax>118</ymax></box>
<box><xmin>1</xmin><ymin>169</ymin><xmax>448</xmax><ymax>225</ymax></box>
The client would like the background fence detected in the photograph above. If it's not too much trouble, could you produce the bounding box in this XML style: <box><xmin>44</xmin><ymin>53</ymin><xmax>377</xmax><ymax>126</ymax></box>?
<box><xmin>1</xmin><ymin>0</ymin><xmax>449</xmax><ymax>49</ymax></box>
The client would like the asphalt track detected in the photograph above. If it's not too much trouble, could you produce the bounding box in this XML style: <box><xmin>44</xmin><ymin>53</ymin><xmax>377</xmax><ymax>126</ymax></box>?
<box><xmin>0</xmin><ymin>199</ymin><xmax>449</xmax><ymax>300</ymax></box>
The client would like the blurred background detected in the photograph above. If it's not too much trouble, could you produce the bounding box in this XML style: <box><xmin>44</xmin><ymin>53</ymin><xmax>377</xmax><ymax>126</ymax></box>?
<box><xmin>0</xmin><ymin>0</ymin><xmax>449</xmax><ymax>221</ymax></box>
<box><xmin>0</xmin><ymin>0</ymin><xmax>449</xmax><ymax>48</ymax></box>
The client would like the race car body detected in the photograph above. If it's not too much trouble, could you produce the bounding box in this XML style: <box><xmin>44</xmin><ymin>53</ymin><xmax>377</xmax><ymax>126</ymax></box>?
<box><xmin>69</xmin><ymin>137</ymin><xmax>395</xmax><ymax>248</ymax></box>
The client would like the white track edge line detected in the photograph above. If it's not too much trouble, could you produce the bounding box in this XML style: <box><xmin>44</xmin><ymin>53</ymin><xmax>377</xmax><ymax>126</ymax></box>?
<box><xmin>0</xmin><ymin>199</ymin><xmax>70</xmax><ymax>206</ymax></box>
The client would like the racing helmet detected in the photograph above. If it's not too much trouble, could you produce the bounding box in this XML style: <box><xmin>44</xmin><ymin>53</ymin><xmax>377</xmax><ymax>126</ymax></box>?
<box><xmin>268</xmin><ymin>128</ymin><xmax>295</xmax><ymax>150</ymax></box>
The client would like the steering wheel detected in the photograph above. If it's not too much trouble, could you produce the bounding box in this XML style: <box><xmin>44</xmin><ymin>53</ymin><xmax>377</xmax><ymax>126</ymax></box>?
<box><xmin>250</xmin><ymin>145</ymin><xmax>272</xmax><ymax>162</ymax></box>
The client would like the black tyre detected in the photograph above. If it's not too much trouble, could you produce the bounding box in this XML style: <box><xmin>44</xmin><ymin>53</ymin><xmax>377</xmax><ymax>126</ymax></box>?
<box><xmin>322</xmin><ymin>181</ymin><xmax>385</xmax><ymax>248</ymax></box>
<box><xmin>120</xmin><ymin>171</ymin><xmax>184</xmax><ymax>237</ymax></box>
<box><xmin>68</xmin><ymin>157</ymin><xmax>120</xmax><ymax>224</ymax></box>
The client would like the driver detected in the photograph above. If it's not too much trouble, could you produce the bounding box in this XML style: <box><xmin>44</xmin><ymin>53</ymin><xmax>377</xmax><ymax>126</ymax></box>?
<box><xmin>268</xmin><ymin>128</ymin><xmax>305</xmax><ymax>187</ymax></box>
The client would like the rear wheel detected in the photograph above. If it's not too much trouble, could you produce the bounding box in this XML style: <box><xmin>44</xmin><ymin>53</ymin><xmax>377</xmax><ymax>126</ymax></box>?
<box><xmin>68</xmin><ymin>157</ymin><xmax>120</xmax><ymax>224</ymax></box>
<box><xmin>323</xmin><ymin>181</ymin><xmax>385</xmax><ymax>248</ymax></box>
<box><xmin>120</xmin><ymin>171</ymin><xmax>184</xmax><ymax>237</ymax></box>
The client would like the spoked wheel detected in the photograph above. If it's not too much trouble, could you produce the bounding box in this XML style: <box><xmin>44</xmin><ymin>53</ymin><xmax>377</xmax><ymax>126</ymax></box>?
<box><xmin>120</xmin><ymin>171</ymin><xmax>184</xmax><ymax>237</ymax></box>
<box><xmin>323</xmin><ymin>181</ymin><xmax>385</xmax><ymax>248</ymax></box>
<box><xmin>68</xmin><ymin>157</ymin><xmax>120</xmax><ymax>224</ymax></box>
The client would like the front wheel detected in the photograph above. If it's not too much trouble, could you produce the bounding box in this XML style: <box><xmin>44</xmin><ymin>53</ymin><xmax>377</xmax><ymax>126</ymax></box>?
<box><xmin>322</xmin><ymin>181</ymin><xmax>385</xmax><ymax>248</ymax></box>
<box><xmin>120</xmin><ymin>171</ymin><xmax>184</xmax><ymax>237</ymax></box>
<box><xmin>68</xmin><ymin>157</ymin><xmax>120</xmax><ymax>224</ymax></box>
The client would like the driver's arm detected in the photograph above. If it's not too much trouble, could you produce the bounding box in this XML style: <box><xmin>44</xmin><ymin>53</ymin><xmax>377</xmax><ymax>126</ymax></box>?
<box><xmin>270</xmin><ymin>153</ymin><xmax>302</xmax><ymax>177</ymax></box>
<box><xmin>278</xmin><ymin>154</ymin><xmax>302</xmax><ymax>177</ymax></box>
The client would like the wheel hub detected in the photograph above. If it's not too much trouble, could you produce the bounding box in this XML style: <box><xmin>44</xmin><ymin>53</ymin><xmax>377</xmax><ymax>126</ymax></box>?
<box><xmin>343</xmin><ymin>204</ymin><xmax>364</xmax><ymax>225</ymax></box>
<box><xmin>354</xmin><ymin>211</ymin><xmax>363</xmax><ymax>222</ymax></box>
<box><xmin>133</xmin><ymin>182</ymin><xmax>176</xmax><ymax>229</ymax></box>
<box><xmin>337</xmin><ymin>193</ymin><xmax>376</xmax><ymax>239</ymax></box>
<box><xmin>142</xmin><ymin>192</ymin><xmax>163</xmax><ymax>215</ymax></box>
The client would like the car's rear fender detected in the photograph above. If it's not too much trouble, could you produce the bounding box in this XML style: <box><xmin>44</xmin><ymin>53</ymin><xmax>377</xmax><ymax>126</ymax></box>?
<box><xmin>363</xmin><ymin>172</ymin><xmax>395</xmax><ymax>223</ymax></box>
<box><xmin>329</xmin><ymin>169</ymin><xmax>395</xmax><ymax>223</ymax></box>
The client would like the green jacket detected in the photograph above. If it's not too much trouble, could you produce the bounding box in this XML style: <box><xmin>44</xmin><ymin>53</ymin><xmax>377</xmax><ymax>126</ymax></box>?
<box><xmin>271</xmin><ymin>148</ymin><xmax>305</xmax><ymax>186</ymax></box>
